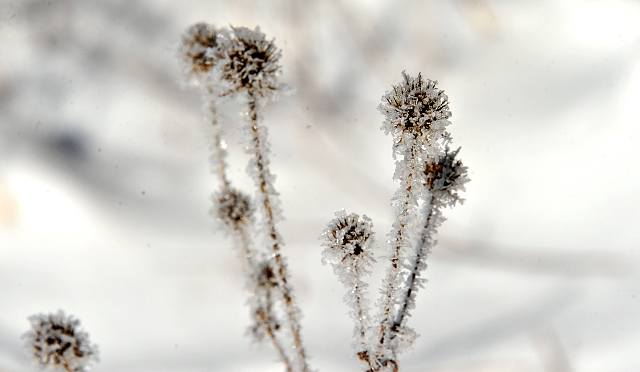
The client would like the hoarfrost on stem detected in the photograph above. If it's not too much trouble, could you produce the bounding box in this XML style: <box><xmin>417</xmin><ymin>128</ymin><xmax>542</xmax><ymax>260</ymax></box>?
<box><xmin>375</xmin><ymin>71</ymin><xmax>455</xmax><ymax>365</ymax></box>
<box><xmin>180</xmin><ymin>22</ymin><xmax>310</xmax><ymax>372</ymax></box>
<box><xmin>320</xmin><ymin>210</ymin><xmax>377</xmax><ymax>369</ymax></box>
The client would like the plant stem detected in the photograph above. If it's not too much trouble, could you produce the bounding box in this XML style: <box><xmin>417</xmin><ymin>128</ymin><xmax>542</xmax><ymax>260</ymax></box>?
<box><xmin>393</xmin><ymin>199</ymin><xmax>436</xmax><ymax>331</ymax></box>
<box><xmin>205</xmin><ymin>93</ymin><xmax>230</xmax><ymax>189</ymax></box>
<box><xmin>375</xmin><ymin>147</ymin><xmax>420</xmax><ymax>368</ymax></box>
<box><xmin>247</xmin><ymin>94</ymin><xmax>309</xmax><ymax>372</ymax></box>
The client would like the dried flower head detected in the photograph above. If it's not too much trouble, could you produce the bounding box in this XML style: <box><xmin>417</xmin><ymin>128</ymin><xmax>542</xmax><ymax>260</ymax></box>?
<box><xmin>212</xmin><ymin>187</ymin><xmax>253</xmax><ymax>231</ymax></box>
<box><xmin>220</xmin><ymin>26</ymin><xmax>282</xmax><ymax>98</ymax></box>
<box><xmin>23</xmin><ymin>310</ymin><xmax>98</xmax><ymax>372</ymax></box>
<box><xmin>179</xmin><ymin>23</ymin><xmax>229</xmax><ymax>81</ymax></box>
<box><xmin>379</xmin><ymin>71</ymin><xmax>452</xmax><ymax>156</ymax></box>
<box><xmin>320</xmin><ymin>210</ymin><xmax>376</xmax><ymax>274</ymax></box>
<box><xmin>254</xmin><ymin>259</ymin><xmax>279</xmax><ymax>289</ymax></box>
<box><xmin>424</xmin><ymin>147</ymin><xmax>469</xmax><ymax>207</ymax></box>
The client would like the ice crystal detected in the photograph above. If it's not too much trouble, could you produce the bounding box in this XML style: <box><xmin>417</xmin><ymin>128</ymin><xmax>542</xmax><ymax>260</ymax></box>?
<box><xmin>23</xmin><ymin>311</ymin><xmax>98</xmax><ymax>372</ymax></box>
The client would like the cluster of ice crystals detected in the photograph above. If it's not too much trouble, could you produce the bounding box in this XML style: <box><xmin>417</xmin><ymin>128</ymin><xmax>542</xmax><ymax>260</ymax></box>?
<box><xmin>212</xmin><ymin>187</ymin><xmax>253</xmax><ymax>232</ymax></box>
<box><xmin>320</xmin><ymin>210</ymin><xmax>376</xmax><ymax>277</ymax></box>
<box><xmin>23</xmin><ymin>311</ymin><xmax>98</xmax><ymax>372</ymax></box>
<box><xmin>378</xmin><ymin>71</ymin><xmax>452</xmax><ymax>158</ymax></box>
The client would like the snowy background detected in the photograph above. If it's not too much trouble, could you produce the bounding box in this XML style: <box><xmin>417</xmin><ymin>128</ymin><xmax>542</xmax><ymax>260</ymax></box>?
<box><xmin>1</xmin><ymin>0</ymin><xmax>640</xmax><ymax>371</ymax></box>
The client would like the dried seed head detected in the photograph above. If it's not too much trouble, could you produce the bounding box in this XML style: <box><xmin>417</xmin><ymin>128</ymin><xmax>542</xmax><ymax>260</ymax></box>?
<box><xmin>220</xmin><ymin>26</ymin><xmax>282</xmax><ymax>98</ymax></box>
<box><xmin>249</xmin><ymin>260</ymin><xmax>280</xmax><ymax>342</ymax></box>
<box><xmin>254</xmin><ymin>259</ymin><xmax>279</xmax><ymax>289</ymax></box>
<box><xmin>424</xmin><ymin>147</ymin><xmax>469</xmax><ymax>206</ymax></box>
<box><xmin>23</xmin><ymin>310</ymin><xmax>98</xmax><ymax>372</ymax></box>
<box><xmin>379</xmin><ymin>71</ymin><xmax>452</xmax><ymax>156</ymax></box>
<box><xmin>320</xmin><ymin>210</ymin><xmax>376</xmax><ymax>275</ymax></box>
<box><xmin>212</xmin><ymin>187</ymin><xmax>253</xmax><ymax>231</ymax></box>
<box><xmin>179</xmin><ymin>23</ymin><xmax>229</xmax><ymax>80</ymax></box>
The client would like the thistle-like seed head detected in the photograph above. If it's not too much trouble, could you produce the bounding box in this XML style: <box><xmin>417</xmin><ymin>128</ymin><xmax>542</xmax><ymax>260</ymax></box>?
<box><xmin>179</xmin><ymin>23</ymin><xmax>229</xmax><ymax>80</ymax></box>
<box><xmin>23</xmin><ymin>310</ymin><xmax>98</xmax><ymax>372</ymax></box>
<box><xmin>379</xmin><ymin>71</ymin><xmax>452</xmax><ymax>155</ymax></box>
<box><xmin>254</xmin><ymin>259</ymin><xmax>279</xmax><ymax>289</ymax></box>
<box><xmin>212</xmin><ymin>187</ymin><xmax>253</xmax><ymax>231</ymax></box>
<box><xmin>220</xmin><ymin>26</ymin><xmax>282</xmax><ymax>98</ymax></box>
<box><xmin>320</xmin><ymin>210</ymin><xmax>376</xmax><ymax>274</ymax></box>
<box><xmin>424</xmin><ymin>147</ymin><xmax>469</xmax><ymax>206</ymax></box>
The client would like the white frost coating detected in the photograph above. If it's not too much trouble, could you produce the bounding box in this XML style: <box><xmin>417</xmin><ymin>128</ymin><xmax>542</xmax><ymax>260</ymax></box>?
<box><xmin>23</xmin><ymin>310</ymin><xmax>99</xmax><ymax>372</ymax></box>
<box><xmin>230</xmin><ymin>29</ymin><xmax>308</xmax><ymax>371</ymax></box>
<box><xmin>426</xmin><ymin>146</ymin><xmax>470</xmax><ymax>209</ymax></box>
<box><xmin>320</xmin><ymin>210</ymin><xmax>377</xmax><ymax>369</ymax></box>
<box><xmin>178</xmin><ymin>23</ymin><xmax>233</xmax><ymax>92</ymax></box>
<box><xmin>179</xmin><ymin>22</ymin><xmax>310</xmax><ymax>372</ymax></box>
<box><xmin>378</xmin><ymin>70</ymin><xmax>452</xmax><ymax>161</ymax></box>
<box><xmin>393</xmin><ymin>146</ymin><xmax>469</xmax><ymax>356</ymax></box>
<box><xmin>217</xmin><ymin>26</ymin><xmax>284</xmax><ymax>100</ymax></box>
<box><xmin>211</xmin><ymin>187</ymin><xmax>253</xmax><ymax>233</ymax></box>
<box><xmin>373</xmin><ymin>72</ymin><xmax>462</xmax><ymax>367</ymax></box>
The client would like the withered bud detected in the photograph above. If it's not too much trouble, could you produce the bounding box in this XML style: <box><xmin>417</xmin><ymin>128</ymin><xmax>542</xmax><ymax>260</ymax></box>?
<box><xmin>212</xmin><ymin>187</ymin><xmax>253</xmax><ymax>231</ymax></box>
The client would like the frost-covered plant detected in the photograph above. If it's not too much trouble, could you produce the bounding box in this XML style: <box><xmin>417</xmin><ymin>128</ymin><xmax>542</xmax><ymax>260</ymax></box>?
<box><xmin>320</xmin><ymin>211</ymin><xmax>377</xmax><ymax>369</ymax></box>
<box><xmin>320</xmin><ymin>72</ymin><xmax>468</xmax><ymax>371</ymax></box>
<box><xmin>180</xmin><ymin>23</ymin><xmax>309</xmax><ymax>372</ymax></box>
<box><xmin>179</xmin><ymin>21</ymin><xmax>469</xmax><ymax>372</ymax></box>
<box><xmin>22</xmin><ymin>310</ymin><xmax>98</xmax><ymax>372</ymax></box>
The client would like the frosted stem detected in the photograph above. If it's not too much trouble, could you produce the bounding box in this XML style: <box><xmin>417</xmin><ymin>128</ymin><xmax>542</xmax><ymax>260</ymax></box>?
<box><xmin>393</xmin><ymin>199</ymin><xmax>437</xmax><ymax>333</ymax></box>
<box><xmin>205</xmin><ymin>92</ymin><xmax>231</xmax><ymax>189</ymax></box>
<box><xmin>375</xmin><ymin>148</ymin><xmax>420</xmax><ymax>367</ymax></box>
<box><xmin>246</xmin><ymin>94</ymin><xmax>309</xmax><ymax>372</ymax></box>
<box><xmin>235</xmin><ymin>226</ymin><xmax>293</xmax><ymax>371</ymax></box>
<box><xmin>352</xmin><ymin>267</ymin><xmax>375</xmax><ymax>371</ymax></box>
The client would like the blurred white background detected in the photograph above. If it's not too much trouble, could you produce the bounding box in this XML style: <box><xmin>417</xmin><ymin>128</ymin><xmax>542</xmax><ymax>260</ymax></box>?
<box><xmin>1</xmin><ymin>0</ymin><xmax>639</xmax><ymax>371</ymax></box>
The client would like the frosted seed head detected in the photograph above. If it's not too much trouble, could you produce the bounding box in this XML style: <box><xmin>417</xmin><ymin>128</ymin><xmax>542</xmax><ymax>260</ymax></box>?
<box><xmin>212</xmin><ymin>187</ymin><xmax>253</xmax><ymax>231</ymax></box>
<box><xmin>320</xmin><ymin>210</ymin><xmax>376</xmax><ymax>277</ymax></box>
<box><xmin>254</xmin><ymin>259</ymin><xmax>279</xmax><ymax>289</ymax></box>
<box><xmin>219</xmin><ymin>26</ymin><xmax>282</xmax><ymax>99</ymax></box>
<box><xmin>379</xmin><ymin>71</ymin><xmax>452</xmax><ymax>155</ymax></box>
<box><xmin>23</xmin><ymin>310</ymin><xmax>99</xmax><ymax>372</ymax></box>
<box><xmin>424</xmin><ymin>147</ymin><xmax>469</xmax><ymax>207</ymax></box>
<box><xmin>180</xmin><ymin>23</ymin><xmax>224</xmax><ymax>79</ymax></box>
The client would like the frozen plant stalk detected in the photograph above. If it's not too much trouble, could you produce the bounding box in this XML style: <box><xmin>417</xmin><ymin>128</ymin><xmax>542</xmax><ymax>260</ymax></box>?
<box><xmin>217</xmin><ymin>25</ymin><xmax>309</xmax><ymax>372</ymax></box>
<box><xmin>321</xmin><ymin>72</ymin><xmax>468</xmax><ymax>371</ymax></box>
<box><xmin>320</xmin><ymin>211</ymin><xmax>377</xmax><ymax>370</ymax></box>
<box><xmin>179</xmin><ymin>23</ymin><xmax>309</xmax><ymax>372</ymax></box>
<box><xmin>23</xmin><ymin>310</ymin><xmax>99</xmax><ymax>372</ymax></box>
